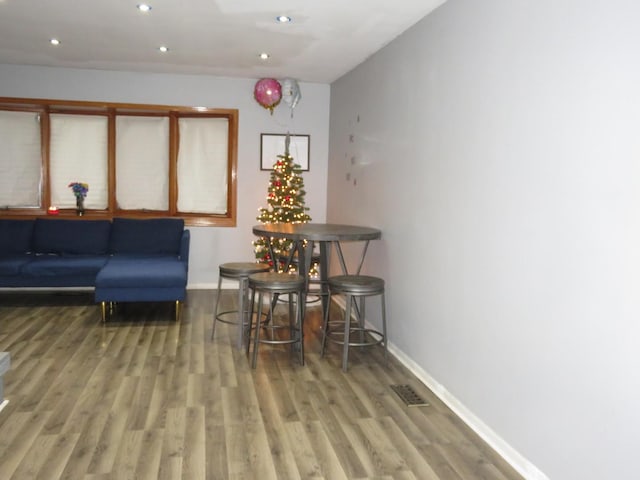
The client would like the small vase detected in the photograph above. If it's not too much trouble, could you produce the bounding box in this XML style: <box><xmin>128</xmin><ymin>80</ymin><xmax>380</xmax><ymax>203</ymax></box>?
<box><xmin>76</xmin><ymin>197</ymin><xmax>85</xmax><ymax>216</ymax></box>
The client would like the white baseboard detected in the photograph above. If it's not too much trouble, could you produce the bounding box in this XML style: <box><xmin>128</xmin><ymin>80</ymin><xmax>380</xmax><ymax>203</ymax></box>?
<box><xmin>331</xmin><ymin>296</ymin><xmax>548</xmax><ymax>480</ymax></box>
<box><xmin>0</xmin><ymin>287</ymin><xmax>94</xmax><ymax>292</ymax></box>
<box><xmin>188</xmin><ymin>281</ymin><xmax>232</xmax><ymax>290</ymax></box>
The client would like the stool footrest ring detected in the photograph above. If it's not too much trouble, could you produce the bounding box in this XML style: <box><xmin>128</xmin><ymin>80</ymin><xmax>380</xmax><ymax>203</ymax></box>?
<box><xmin>248</xmin><ymin>323</ymin><xmax>299</xmax><ymax>346</ymax></box>
<box><xmin>326</xmin><ymin>327</ymin><xmax>385</xmax><ymax>348</ymax></box>
<box><xmin>216</xmin><ymin>309</ymin><xmax>266</xmax><ymax>325</ymax></box>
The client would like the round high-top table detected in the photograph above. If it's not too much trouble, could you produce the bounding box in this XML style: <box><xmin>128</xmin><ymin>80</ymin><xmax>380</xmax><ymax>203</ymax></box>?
<box><xmin>252</xmin><ymin>223</ymin><xmax>382</xmax><ymax>316</ymax></box>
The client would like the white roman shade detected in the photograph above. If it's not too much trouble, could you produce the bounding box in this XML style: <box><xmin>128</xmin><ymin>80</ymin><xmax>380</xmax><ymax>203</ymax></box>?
<box><xmin>177</xmin><ymin>117</ymin><xmax>229</xmax><ymax>214</ymax></box>
<box><xmin>0</xmin><ymin>111</ymin><xmax>41</xmax><ymax>208</ymax></box>
<box><xmin>115</xmin><ymin>116</ymin><xmax>169</xmax><ymax>210</ymax></box>
<box><xmin>50</xmin><ymin>114</ymin><xmax>108</xmax><ymax>209</ymax></box>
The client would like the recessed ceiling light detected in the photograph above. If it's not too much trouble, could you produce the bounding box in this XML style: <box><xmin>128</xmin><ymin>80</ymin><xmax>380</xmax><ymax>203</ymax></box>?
<box><xmin>137</xmin><ymin>4</ymin><xmax>152</xmax><ymax>12</ymax></box>
<box><xmin>50</xmin><ymin>38</ymin><xmax>60</xmax><ymax>46</ymax></box>
<box><xmin>259</xmin><ymin>52</ymin><xmax>270</xmax><ymax>60</ymax></box>
<box><xmin>158</xmin><ymin>46</ymin><xmax>169</xmax><ymax>53</ymax></box>
<box><xmin>276</xmin><ymin>15</ymin><xmax>291</xmax><ymax>23</ymax></box>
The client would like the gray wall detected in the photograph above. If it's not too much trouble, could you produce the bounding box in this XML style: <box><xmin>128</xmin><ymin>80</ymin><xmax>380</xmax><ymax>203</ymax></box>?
<box><xmin>328</xmin><ymin>0</ymin><xmax>640</xmax><ymax>479</ymax></box>
<box><xmin>0</xmin><ymin>64</ymin><xmax>330</xmax><ymax>287</ymax></box>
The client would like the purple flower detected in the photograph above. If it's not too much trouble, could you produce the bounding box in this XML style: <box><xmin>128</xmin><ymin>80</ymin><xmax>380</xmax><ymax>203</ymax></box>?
<box><xmin>68</xmin><ymin>182</ymin><xmax>89</xmax><ymax>199</ymax></box>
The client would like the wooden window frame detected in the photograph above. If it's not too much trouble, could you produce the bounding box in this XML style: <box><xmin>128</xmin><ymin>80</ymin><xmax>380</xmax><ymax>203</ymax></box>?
<box><xmin>0</xmin><ymin>97</ymin><xmax>238</xmax><ymax>227</ymax></box>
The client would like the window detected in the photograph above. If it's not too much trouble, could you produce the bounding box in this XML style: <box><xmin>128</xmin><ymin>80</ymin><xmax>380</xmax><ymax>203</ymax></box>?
<box><xmin>0</xmin><ymin>98</ymin><xmax>238</xmax><ymax>226</ymax></box>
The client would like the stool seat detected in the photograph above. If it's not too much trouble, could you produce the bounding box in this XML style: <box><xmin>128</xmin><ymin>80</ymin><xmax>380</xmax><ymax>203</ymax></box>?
<box><xmin>328</xmin><ymin>275</ymin><xmax>384</xmax><ymax>295</ymax></box>
<box><xmin>212</xmin><ymin>262</ymin><xmax>271</xmax><ymax>349</ymax></box>
<box><xmin>248</xmin><ymin>272</ymin><xmax>305</xmax><ymax>291</ymax></box>
<box><xmin>219</xmin><ymin>262</ymin><xmax>270</xmax><ymax>278</ymax></box>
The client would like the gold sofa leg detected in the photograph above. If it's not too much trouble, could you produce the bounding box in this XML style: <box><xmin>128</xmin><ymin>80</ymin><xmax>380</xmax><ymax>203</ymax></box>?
<box><xmin>175</xmin><ymin>300</ymin><xmax>181</xmax><ymax>323</ymax></box>
<box><xmin>101</xmin><ymin>302</ymin><xmax>107</xmax><ymax>323</ymax></box>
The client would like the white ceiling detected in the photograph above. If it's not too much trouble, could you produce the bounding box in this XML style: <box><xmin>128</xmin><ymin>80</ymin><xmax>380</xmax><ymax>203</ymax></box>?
<box><xmin>0</xmin><ymin>0</ymin><xmax>447</xmax><ymax>84</ymax></box>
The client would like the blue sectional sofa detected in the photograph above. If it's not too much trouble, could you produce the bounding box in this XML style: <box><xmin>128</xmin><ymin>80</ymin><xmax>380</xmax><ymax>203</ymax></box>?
<box><xmin>0</xmin><ymin>217</ymin><xmax>190</xmax><ymax>321</ymax></box>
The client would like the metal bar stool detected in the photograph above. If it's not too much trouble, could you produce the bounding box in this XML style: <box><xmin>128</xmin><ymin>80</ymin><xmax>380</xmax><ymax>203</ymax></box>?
<box><xmin>212</xmin><ymin>262</ymin><xmax>270</xmax><ymax>349</ymax></box>
<box><xmin>246</xmin><ymin>272</ymin><xmax>306</xmax><ymax>369</ymax></box>
<box><xmin>321</xmin><ymin>274</ymin><xmax>388</xmax><ymax>372</ymax></box>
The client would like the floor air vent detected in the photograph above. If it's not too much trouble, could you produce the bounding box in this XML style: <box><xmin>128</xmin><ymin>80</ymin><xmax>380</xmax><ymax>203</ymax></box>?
<box><xmin>390</xmin><ymin>384</ymin><xmax>429</xmax><ymax>407</ymax></box>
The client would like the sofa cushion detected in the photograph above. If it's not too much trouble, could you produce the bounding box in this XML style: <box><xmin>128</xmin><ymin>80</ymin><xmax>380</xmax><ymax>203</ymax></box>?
<box><xmin>109</xmin><ymin>218</ymin><xmax>184</xmax><ymax>255</ymax></box>
<box><xmin>0</xmin><ymin>220</ymin><xmax>34</xmax><ymax>255</ymax></box>
<box><xmin>33</xmin><ymin>219</ymin><xmax>111</xmax><ymax>255</ymax></box>
<box><xmin>96</xmin><ymin>257</ymin><xmax>187</xmax><ymax>288</ymax></box>
<box><xmin>21</xmin><ymin>254</ymin><xmax>109</xmax><ymax>277</ymax></box>
<box><xmin>0</xmin><ymin>255</ymin><xmax>33</xmax><ymax>276</ymax></box>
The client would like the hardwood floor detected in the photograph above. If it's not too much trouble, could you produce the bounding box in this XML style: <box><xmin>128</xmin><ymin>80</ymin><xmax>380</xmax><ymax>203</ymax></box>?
<box><xmin>0</xmin><ymin>290</ymin><xmax>523</xmax><ymax>480</ymax></box>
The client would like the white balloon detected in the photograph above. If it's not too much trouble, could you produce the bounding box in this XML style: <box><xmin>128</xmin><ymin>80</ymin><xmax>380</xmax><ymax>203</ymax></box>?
<box><xmin>281</xmin><ymin>78</ymin><xmax>301</xmax><ymax>110</ymax></box>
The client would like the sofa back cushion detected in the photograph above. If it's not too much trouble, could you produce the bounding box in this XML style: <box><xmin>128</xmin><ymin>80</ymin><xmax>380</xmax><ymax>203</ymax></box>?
<box><xmin>109</xmin><ymin>218</ymin><xmax>184</xmax><ymax>255</ymax></box>
<box><xmin>33</xmin><ymin>219</ymin><xmax>111</xmax><ymax>255</ymax></box>
<box><xmin>0</xmin><ymin>220</ymin><xmax>35</xmax><ymax>255</ymax></box>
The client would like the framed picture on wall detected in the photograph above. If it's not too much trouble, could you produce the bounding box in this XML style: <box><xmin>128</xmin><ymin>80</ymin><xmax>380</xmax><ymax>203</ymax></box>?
<box><xmin>260</xmin><ymin>133</ymin><xmax>310</xmax><ymax>171</ymax></box>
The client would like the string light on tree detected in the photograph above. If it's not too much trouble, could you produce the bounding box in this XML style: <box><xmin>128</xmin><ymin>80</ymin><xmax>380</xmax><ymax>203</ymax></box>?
<box><xmin>253</xmin><ymin>134</ymin><xmax>311</xmax><ymax>269</ymax></box>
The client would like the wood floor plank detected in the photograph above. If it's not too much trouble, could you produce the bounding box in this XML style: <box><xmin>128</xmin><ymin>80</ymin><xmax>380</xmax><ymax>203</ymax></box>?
<box><xmin>0</xmin><ymin>410</ymin><xmax>51</xmax><ymax>478</ymax></box>
<box><xmin>86</xmin><ymin>410</ymin><xmax>131</xmax><ymax>474</ymax></box>
<box><xmin>419</xmin><ymin>444</ymin><xmax>466</xmax><ymax>480</ymax></box>
<box><xmin>182</xmin><ymin>406</ymin><xmax>206</xmax><ymax>480</ymax></box>
<box><xmin>242</xmin><ymin>421</ymin><xmax>279</xmax><ymax>480</ymax></box>
<box><xmin>158</xmin><ymin>407</ymin><xmax>186</xmax><ymax>479</ymax></box>
<box><xmin>168</xmin><ymin>343</ymin><xmax>190</xmax><ymax>408</ymax></box>
<box><xmin>143</xmin><ymin>355</ymin><xmax>176</xmax><ymax>431</ymax></box>
<box><xmin>357</xmin><ymin>416</ymin><xmax>421</xmax><ymax>478</ymax></box>
<box><xmin>305</xmin><ymin>380</ymin><xmax>371</xmax><ymax>478</ymax></box>
<box><xmin>204</xmin><ymin>422</ymin><xmax>229</xmax><ymax>480</ymax></box>
<box><xmin>251</xmin><ymin>378</ymin><xmax>303</xmax><ymax>480</ymax></box>
<box><xmin>0</xmin><ymin>290</ymin><xmax>524</xmax><ymax>480</ymax></box>
<box><xmin>283</xmin><ymin>420</ymin><xmax>323</xmax><ymax>478</ymax></box>
<box><xmin>12</xmin><ymin>358</ymin><xmax>55</xmax><ymax>412</ymax></box>
<box><xmin>58</xmin><ymin>409</ymin><xmax>111</xmax><ymax>480</ymax></box>
<box><xmin>110</xmin><ymin>428</ymin><xmax>145</xmax><ymax>480</ymax></box>
<box><xmin>374</xmin><ymin>415</ymin><xmax>442</xmax><ymax>480</ymax></box>
<box><xmin>302</xmin><ymin>418</ymin><xmax>350</xmax><ymax>480</ymax></box>
<box><xmin>273</xmin><ymin>359</ymin><xmax>320</xmax><ymax>424</ymax></box>
<box><xmin>258</xmin><ymin>357</ymin><xmax>301</xmax><ymax>424</ymax></box>
<box><xmin>34</xmin><ymin>432</ymin><xmax>82</xmax><ymax>480</ymax></box>
<box><xmin>11</xmin><ymin>433</ymin><xmax>57</xmax><ymax>479</ymax></box>
<box><xmin>124</xmin><ymin>327</ymin><xmax>154</xmax><ymax>377</ymax></box>
<box><xmin>134</xmin><ymin>429</ymin><xmax>164</xmax><ymax>480</ymax></box>
<box><xmin>128</xmin><ymin>359</ymin><xmax>162</xmax><ymax>430</ymax></box>
<box><xmin>224</xmin><ymin>424</ymin><xmax>251</xmax><ymax>477</ymax></box>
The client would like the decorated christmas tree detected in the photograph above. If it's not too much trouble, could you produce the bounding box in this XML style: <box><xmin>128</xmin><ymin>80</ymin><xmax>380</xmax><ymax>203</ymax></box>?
<box><xmin>253</xmin><ymin>135</ymin><xmax>311</xmax><ymax>268</ymax></box>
